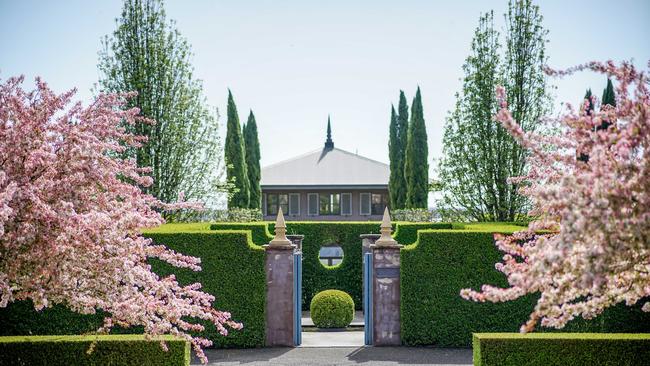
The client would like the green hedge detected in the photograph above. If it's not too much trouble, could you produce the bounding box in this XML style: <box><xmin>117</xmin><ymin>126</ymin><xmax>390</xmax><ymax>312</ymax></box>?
<box><xmin>0</xmin><ymin>335</ymin><xmax>189</xmax><ymax>366</ymax></box>
<box><xmin>145</xmin><ymin>231</ymin><xmax>266</xmax><ymax>348</ymax></box>
<box><xmin>401</xmin><ymin>229</ymin><xmax>650</xmax><ymax>347</ymax></box>
<box><xmin>473</xmin><ymin>333</ymin><xmax>650</xmax><ymax>366</ymax></box>
<box><xmin>0</xmin><ymin>230</ymin><xmax>266</xmax><ymax>348</ymax></box>
<box><xmin>210</xmin><ymin>221</ymin><xmax>450</xmax><ymax>310</ymax></box>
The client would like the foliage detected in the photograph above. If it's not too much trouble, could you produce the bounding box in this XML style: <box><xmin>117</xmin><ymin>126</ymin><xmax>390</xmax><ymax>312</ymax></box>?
<box><xmin>437</xmin><ymin>1</ymin><xmax>551</xmax><ymax>221</ymax></box>
<box><xmin>310</xmin><ymin>290</ymin><xmax>354</xmax><ymax>328</ymax></box>
<box><xmin>461</xmin><ymin>61</ymin><xmax>650</xmax><ymax>333</ymax></box>
<box><xmin>404</xmin><ymin>87</ymin><xmax>429</xmax><ymax>208</ymax></box>
<box><xmin>0</xmin><ymin>76</ymin><xmax>239</xmax><ymax>363</ymax></box>
<box><xmin>97</xmin><ymin>0</ymin><xmax>225</xmax><ymax>217</ymax></box>
<box><xmin>210</xmin><ymin>221</ymin><xmax>448</xmax><ymax>309</ymax></box>
<box><xmin>472</xmin><ymin>333</ymin><xmax>650</xmax><ymax>366</ymax></box>
<box><xmin>401</xmin><ymin>230</ymin><xmax>650</xmax><ymax>347</ymax></box>
<box><xmin>243</xmin><ymin>111</ymin><xmax>261</xmax><ymax>209</ymax></box>
<box><xmin>389</xmin><ymin>91</ymin><xmax>409</xmax><ymax>209</ymax></box>
<box><xmin>0</xmin><ymin>230</ymin><xmax>266</xmax><ymax>349</ymax></box>
<box><xmin>601</xmin><ymin>78</ymin><xmax>616</xmax><ymax>108</ymax></box>
<box><xmin>0</xmin><ymin>335</ymin><xmax>190</xmax><ymax>366</ymax></box>
<box><xmin>391</xmin><ymin>208</ymin><xmax>433</xmax><ymax>222</ymax></box>
<box><xmin>212</xmin><ymin>208</ymin><xmax>263</xmax><ymax>222</ymax></box>
<box><xmin>225</xmin><ymin>90</ymin><xmax>250</xmax><ymax>208</ymax></box>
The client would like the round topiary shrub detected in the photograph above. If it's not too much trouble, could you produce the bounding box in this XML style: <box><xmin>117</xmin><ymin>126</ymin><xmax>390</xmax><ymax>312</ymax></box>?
<box><xmin>310</xmin><ymin>289</ymin><xmax>354</xmax><ymax>328</ymax></box>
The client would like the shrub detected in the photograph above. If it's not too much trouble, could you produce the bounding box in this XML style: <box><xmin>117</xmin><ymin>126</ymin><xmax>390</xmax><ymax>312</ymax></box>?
<box><xmin>472</xmin><ymin>333</ymin><xmax>650</xmax><ymax>366</ymax></box>
<box><xmin>0</xmin><ymin>230</ymin><xmax>266</xmax><ymax>348</ymax></box>
<box><xmin>0</xmin><ymin>335</ymin><xmax>190</xmax><ymax>366</ymax></box>
<box><xmin>401</xmin><ymin>229</ymin><xmax>650</xmax><ymax>347</ymax></box>
<box><xmin>391</xmin><ymin>208</ymin><xmax>434</xmax><ymax>222</ymax></box>
<box><xmin>310</xmin><ymin>290</ymin><xmax>354</xmax><ymax>328</ymax></box>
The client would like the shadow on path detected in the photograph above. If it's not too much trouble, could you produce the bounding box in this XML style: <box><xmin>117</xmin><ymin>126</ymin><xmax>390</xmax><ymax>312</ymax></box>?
<box><xmin>195</xmin><ymin>347</ymin><xmax>472</xmax><ymax>366</ymax></box>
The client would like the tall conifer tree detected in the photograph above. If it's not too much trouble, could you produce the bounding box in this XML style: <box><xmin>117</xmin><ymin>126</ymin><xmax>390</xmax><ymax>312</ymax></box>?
<box><xmin>390</xmin><ymin>91</ymin><xmax>409</xmax><ymax>208</ymax></box>
<box><xmin>225</xmin><ymin>90</ymin><xmax>249</xmax><ymax>208</ymax></box>
<box><xmin>243</xmin><ymin>111</ymin><xmax>261</xmax><ymax>209</ymax></box>
<box><xmin>404</xmin><ymin>87</ymin><xmax>429</xmax><ymax>208</ymax></box>
<box><xmin>602</xmin><ymin>79</ymin><xmax>616</xmax><ymax>107</ymax></box>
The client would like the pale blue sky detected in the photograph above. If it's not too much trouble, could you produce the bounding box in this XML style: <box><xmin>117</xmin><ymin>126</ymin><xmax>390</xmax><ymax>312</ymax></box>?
<box><xmin>1</xmin><ymin>0</ymin><xmax>649</xmax><ymax>171</ymax></box>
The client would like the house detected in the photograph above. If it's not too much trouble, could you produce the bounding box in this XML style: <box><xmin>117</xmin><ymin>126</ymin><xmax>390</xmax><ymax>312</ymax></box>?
<box><xmin>260</xmin><ymin>119</ymin><xmax>389</xmax><ymax>221</ymax></box>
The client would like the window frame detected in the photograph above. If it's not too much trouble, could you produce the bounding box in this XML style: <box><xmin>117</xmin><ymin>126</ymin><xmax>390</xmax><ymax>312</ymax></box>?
<box><xmin>289</xmin><ymin>193</ymin><xmax>300</xmax><ymax>216</ymax></box>
<box><xmin>360</xmin><ymin>192</ymin><xmax>371</xmax><ymax>215</ymax></box>
<box><xmin>341</xmin><ymin>192</ymin><xmax>352</xmax><ymax>216</ymax></box>
<box><xmin>307</xmin><ymin>193</ymin><xmax>319</xmax><ymax>216</ymax></box>
<box><xmin>266</xmin><ymin>193</ymin><xmax>288</xmax><ymax>216</ymax></box>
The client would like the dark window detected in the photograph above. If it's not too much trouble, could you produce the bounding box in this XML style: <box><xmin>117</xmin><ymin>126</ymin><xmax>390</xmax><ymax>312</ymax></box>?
<box><xmin>371</xmin><ymin>193</ymin><xmax>388</xmax><ymax>215</ymax></box>
<box><xmin>267</xmin><ymin>193</ymin><xmax>288</xmax><ymax>215</ymax></box>
<box><xmin>319</xmin><ymin>193</ymin><xmax>341</xmax><ymax>215</ymax></box>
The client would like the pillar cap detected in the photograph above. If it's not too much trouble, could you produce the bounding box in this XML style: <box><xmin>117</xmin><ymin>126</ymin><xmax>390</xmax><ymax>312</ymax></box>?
<box><xmin>268</xmin><ymin>207</ymin><xmax>294</xmax><ymax>248</ymax></box>
<box><xmin>374</xmin><ymin>207</ymin><xmax>401</xmax><ymax>247</ymax></box>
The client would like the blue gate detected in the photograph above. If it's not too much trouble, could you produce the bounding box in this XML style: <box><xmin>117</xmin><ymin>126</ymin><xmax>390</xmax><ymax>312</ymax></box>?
<box><xmin>363</xmin><ymin>252</ymin><xmax>373</xmax><ymax>345</ymax></box>
<box><xmin>293</xmin><ymin>252</ymin><xmax>302</xmax><ymax>346</ymax></box>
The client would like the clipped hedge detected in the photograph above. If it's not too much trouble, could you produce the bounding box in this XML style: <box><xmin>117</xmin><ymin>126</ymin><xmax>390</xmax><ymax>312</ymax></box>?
<box><xmin>401</xmin><ymin>229</ymin><xmax>650</xmax><ymax>347</ymax></box>
<box><xmin>473</xmin><ymin>333</ymin><xmax>650</xmax><ymax>366</ymax></box>
<box><xmin>310</xmin><ymin>290</ymin><xmax>355</xmax><ymax>328</ymax></box>
<box><xmin>0</xmin><ymin>335</ymin><xmax>189</xmax><ymax>366</ymax></box>
<box><xmin>210</xmin><ymin>221</ymin><xmax>450</xmax><ymax>310</ymax></box>
<box><xmin>0</xmin><ymin>230</ymin><xmax>266</xmax><ymax>348</ymax></box>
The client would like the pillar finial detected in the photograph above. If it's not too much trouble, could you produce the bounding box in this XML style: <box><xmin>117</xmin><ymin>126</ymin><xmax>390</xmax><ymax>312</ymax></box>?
<box><xmin>269</xmin><ymin>207</ymin><xmax>293</xmax><ymax>247</ymax></box>
<box><xmin>375</xmin><ymin>207</ymin><xmax>398</xmax><ymax>247</ymax></box>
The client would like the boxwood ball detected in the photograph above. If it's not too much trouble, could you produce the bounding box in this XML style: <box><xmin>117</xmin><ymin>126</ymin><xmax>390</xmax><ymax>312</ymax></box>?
<box><xmin>310</xmin><ymin>289</ymin><xmax>354</xmax><ymax>328</ymax></box>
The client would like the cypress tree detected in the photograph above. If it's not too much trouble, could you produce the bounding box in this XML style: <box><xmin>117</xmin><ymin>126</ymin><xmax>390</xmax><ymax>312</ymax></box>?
<box><xmin>404</xmin><ymin>87</ymin><xmax>429</xmax><ymax>209</ymax></box>
<box><xmin>225</xmin><ymin>90</ymin><xmax>250</xmax><ymax>208</ymax></box>
<box><xmin>597</xmin><ymin>79</ymin><xmax>616</xmax><ymax>131</ymax></box>
<box><xmin>388</xmin><ymin>105</ymin><xmax>400</xmax><ymax>208</ymax></box>
<box><xmin>601</xmin><ymin>78</ymin><xmax>616</xmax><ymax>108</ymax></box>
<box><xmin>393</xmin><ymin>91</ymin><xmax>410</xmax><ymax>208</ymax></box>
<box><xmin>243</xmin><ymin>110</ymin><xmax>261</xmax><ymax>209</ymax></box>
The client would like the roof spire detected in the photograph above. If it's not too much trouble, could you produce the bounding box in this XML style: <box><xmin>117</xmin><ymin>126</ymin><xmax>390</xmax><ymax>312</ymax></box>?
<box><xmin>325</xmin><ymin>115</ymin><xmax>334</xmax><ymax>149</ymax></box>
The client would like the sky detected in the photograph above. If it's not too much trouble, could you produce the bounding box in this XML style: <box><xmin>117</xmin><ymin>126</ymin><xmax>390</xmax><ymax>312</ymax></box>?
<box><xmin>1</xmin><ymin>0</ymin><xmax>649</xmax><ymax>172</ymax></box>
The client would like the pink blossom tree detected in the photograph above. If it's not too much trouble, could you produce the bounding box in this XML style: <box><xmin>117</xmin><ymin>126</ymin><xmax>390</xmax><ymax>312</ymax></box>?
<box><xmin>461</xmin><ymin>61</ymin><xmax>650</xmax><ymax>333</ymax></box>
<box><xmin>0</xmin><ymin>76</ymin><xmax>241</xmax><ymax>363</ymax></box>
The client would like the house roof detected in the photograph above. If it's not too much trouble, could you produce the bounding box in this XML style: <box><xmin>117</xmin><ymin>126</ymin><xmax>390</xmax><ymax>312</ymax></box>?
<box><xmin>261</xmin><ymin>147</ymin><xmax>389</xmax><ymax>188</ymax></box>
<box><xmin>261</xmin><ymin>119</ymin><xmax>389</xmax><ymax>189</ymax></box>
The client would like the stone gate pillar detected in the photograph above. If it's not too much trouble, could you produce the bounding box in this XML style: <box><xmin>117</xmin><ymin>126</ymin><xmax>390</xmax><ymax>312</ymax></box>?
<box><xmin>264</xmin><ymin>208</ymin><xmax>296</xmax><ymax>347</ymax></box>
<box><xmin>371</xmin><ymin>208</ymin><xmax>402</xmax><ymax>346</ymax></box>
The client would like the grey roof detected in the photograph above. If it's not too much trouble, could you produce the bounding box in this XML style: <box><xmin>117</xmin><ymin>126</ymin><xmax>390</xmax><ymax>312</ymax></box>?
<box><xmin>261</xmin><ymin>147</ymin><xmax>389</xmax><ymax>188</ymax></box>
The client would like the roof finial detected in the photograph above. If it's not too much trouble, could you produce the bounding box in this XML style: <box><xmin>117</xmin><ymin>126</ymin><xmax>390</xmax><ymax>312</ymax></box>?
<box><xmin>324</xmin><ymin>115</ymin><xmax>334</xmax><ymax>149</ymax></box>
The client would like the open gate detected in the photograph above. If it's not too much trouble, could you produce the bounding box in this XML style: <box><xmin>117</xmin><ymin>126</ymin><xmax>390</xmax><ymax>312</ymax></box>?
<box><xmin>363</xmin><ymin>252</ymin><xmax>373</xmax><ymax>345</ymax></box>
<box><xmin>293</xmin><ymin>251</ymin><xmax>302</xmax><ymax>346</ymax></box>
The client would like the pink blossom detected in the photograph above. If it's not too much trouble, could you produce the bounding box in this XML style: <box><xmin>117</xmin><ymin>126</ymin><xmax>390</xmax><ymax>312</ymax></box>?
<box><xmin>0</xmin><ymin>76</ymin><xmax>240</xmax><ymax>363</ymax></box>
